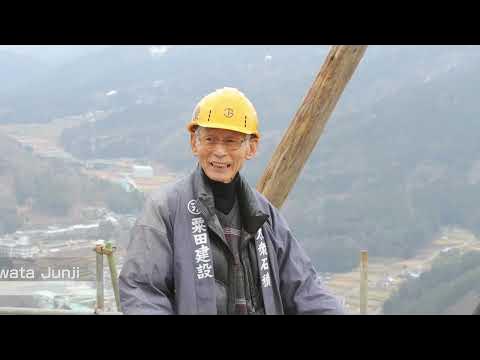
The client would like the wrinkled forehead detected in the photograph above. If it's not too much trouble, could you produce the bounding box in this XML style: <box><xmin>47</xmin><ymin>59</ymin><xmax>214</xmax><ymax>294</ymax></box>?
<box><xmin>198</xmin><ymin>127</ymin><xmax>245</xmax><ymax>139</ymax></box>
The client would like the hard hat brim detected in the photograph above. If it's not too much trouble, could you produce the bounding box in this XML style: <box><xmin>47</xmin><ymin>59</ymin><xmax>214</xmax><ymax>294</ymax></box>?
<box><xmin>187</xmin><ymin>121</ymin><xmax>259</xmax><ymax>138</ymax></box>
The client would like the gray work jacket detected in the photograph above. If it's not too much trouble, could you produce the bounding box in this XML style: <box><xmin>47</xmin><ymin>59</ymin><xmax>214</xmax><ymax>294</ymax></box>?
<box><xmin>119</xmin><ymin>165</ymin><xmax>344</xmax><ymax>315</ymax></box>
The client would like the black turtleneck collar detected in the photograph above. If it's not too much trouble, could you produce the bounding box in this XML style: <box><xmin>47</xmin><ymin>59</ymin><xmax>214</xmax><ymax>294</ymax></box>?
<box><xmin>201</xmin><ymin>168</ymin><xmax>239</xmax><ymax>214</ymax></box>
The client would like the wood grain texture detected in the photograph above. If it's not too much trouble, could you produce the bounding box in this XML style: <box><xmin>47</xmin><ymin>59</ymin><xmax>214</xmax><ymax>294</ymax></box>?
<box><xmin>256</xmin><ymin>46</ymin><xmax>368</xmax><ymax>209</ymax></box>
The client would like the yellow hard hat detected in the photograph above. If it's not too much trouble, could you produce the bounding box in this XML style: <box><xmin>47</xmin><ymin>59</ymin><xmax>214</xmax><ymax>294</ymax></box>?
<box><xmin>187</xmin><ymin>87</ymin><xmax>260</xmax><ymax>138</ymax></box>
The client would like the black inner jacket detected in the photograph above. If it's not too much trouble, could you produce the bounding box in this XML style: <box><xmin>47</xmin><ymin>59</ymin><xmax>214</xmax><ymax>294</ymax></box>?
<box><xmin>201</xmin><ymin>168</ymin><xmax>264</xmax><ymax>314</ymax></box>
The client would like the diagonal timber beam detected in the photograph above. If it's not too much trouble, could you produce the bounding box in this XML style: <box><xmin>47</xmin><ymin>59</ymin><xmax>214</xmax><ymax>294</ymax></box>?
<box><xmin>256</xmin><ymin>45</ymin><xmax>368</xmax><ymax>208</ymax></box>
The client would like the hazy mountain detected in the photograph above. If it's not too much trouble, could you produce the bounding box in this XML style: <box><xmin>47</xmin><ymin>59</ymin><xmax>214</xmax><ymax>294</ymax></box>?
<box><xmin>0</xmin><ymin>45</ymin><xmax>330</xmax><ymax>123</ymax></box>
<box><xmin>2</xmin><ymin>45</ymin><xmax>480</xmax><ymax>272</ymax></box>
<box><xmin>42</xmin><ymin>47</ymin><xmax>480</xmax><ymax>270</ymax></box>
<box><xmin>0</xmin><ymin>50</ymin><xmax>52</xmax><ymax>98</ymax></box>
<box><xmin>3</xmin><ymin>45</ymin><xmax>479</xmax><ymax>124</ymax></box>
<box><xmin>285</xmin><ymin>53</ymin><xmax>480</xmax><ymax>270</ymax></box>
<box><xmin>383</xmin><ymin>250</ymin><xmax>480</xmax><ymax>314</ymax></box>
<box><xmin>0</xmin><ymin>45</ymin><xmax>109</xmax><ymax>67</ymax></box>
<box><xmin>0</xmin><ymin>133</ymin><xmax>142</xmax><ymax>235</ymax></box>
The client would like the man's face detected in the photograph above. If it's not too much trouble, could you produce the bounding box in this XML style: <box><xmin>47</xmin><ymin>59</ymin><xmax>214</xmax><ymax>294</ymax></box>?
<box><xmin>190</xmin><ymin>127</ymin><xmax>258</xmax><ymax>183</ymax></box>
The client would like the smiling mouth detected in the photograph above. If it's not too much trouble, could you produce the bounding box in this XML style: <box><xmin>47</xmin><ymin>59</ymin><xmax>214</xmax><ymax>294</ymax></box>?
<box><xmin>210</xmin><ymin>161</ymin><xmax>231</xmax><ymax>169</ymax></box>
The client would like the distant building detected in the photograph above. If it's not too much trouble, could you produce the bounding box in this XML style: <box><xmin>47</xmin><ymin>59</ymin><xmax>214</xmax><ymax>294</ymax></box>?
<box><xmin>117</xmin><ymin>177</ymin><xmax>138</xmax><ymax>193</ymax></box>
<box><xmin>132</xmin><ymin>165</ymin><xmax>154</xmax><ymax>178</ymax></box>
<box><xmin>0</xmin><ymin>237</ymin><xmax>40</xmax><ymax>259</ymax></box>
<box><xmin>81</xmin><ymin>207</ymin><xmax>108</xmax><ymax>221</ymax></box>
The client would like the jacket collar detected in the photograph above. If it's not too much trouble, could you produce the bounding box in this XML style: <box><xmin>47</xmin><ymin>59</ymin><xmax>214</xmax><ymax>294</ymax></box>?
<box><xmin>192</xmin><ymin>164</ymin><xmax>269</xmax><ymax>235</ymax></box>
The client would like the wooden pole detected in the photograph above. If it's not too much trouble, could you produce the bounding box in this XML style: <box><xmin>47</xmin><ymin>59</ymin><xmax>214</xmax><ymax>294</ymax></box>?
<box><xmin>256</xmin><ymin>45</ymin><xmax>368</xmax><ymax>208</ymax></box>
<box><xmin>105</xmin><ymin>240</ymin><xmax>121</xmax><ymax>313</ymax></box>
<box><xmin>360</xmin><ymin>250</ymin><xmax>368</xmax><ymax>315</ymax></box>
<box><xmin>95</xmin><ymin>242</ymin><xmax>104</xmax><ymax>312</ymax></box>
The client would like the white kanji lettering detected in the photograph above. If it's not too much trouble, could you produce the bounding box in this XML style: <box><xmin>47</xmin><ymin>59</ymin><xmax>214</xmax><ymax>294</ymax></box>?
<box><xmin>193</xmin><ymin>233</ymin><xmax>208</xmax><ymax>246</ymax></box>
<box><xmin>258</xmin><ymin>241</ymin><xmax>267</xmax><ymax>257</ymax></box>
<box><xmin>262</xmin><ymin>272</ymin><xmax>271</xmax><ymax>288</ymax></box>
<box><xmin>195</xmin><ymin>244</ymin><xmax>211</xmax><ymax>263</ymax></box>
<box><xmin>197</xmin><ymin>263</ymin><xmax>213</xmax><ymax>279</ymax></box>
<box><xmin>192</xmin><ymin>217</ymin><xmax>206</xmax><ymax>234</ymax></box>
<box><xmin>256</xmin><ymin>229</ymin><xmax>264</xmax><ymax>241</ymax></box>
<box><xmin>261</xmin><ymin>257</ymin><xmax>269</xmax><ymax>271</ymax></box>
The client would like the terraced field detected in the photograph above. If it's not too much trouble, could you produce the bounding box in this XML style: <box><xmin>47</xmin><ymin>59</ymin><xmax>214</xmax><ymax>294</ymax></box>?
<box><xmin>324</xmin><ymin>227</ymin><xmax>480</xmax><ymax>314</ymax></box>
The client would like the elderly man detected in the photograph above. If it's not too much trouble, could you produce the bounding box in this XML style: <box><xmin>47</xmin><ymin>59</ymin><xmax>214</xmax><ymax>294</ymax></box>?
<box><xmin>119</xmin><ymin>87</ymin><xmax>344</xmax><ymax>315</ymax></box>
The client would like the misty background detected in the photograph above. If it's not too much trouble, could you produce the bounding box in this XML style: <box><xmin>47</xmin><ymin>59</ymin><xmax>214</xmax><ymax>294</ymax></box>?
<box><xmin>1</xmin><ymin>45</ymin><xmax>479</xmax><ymax>314</ymax></box>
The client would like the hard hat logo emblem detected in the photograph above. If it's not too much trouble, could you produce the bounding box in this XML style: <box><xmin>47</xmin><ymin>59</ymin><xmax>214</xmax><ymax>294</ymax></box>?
<box><xmin>224</xmin><ymin>108</ymin><xmax>234</xmax><ymax>118</ymax></box>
